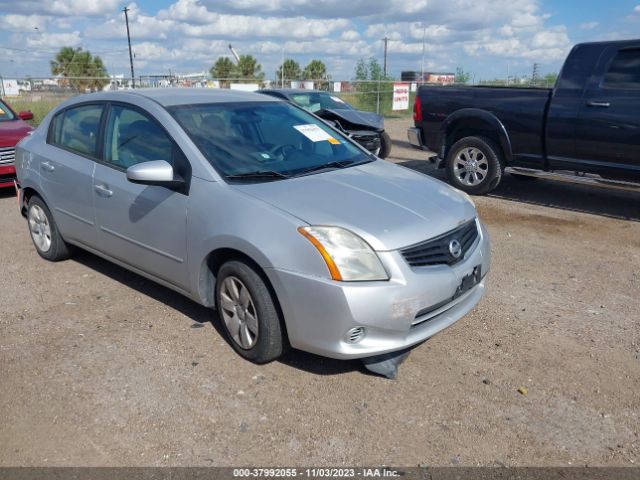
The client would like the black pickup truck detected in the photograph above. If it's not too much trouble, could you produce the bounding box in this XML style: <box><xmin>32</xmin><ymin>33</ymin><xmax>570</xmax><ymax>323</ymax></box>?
<box><xmin>408</xmin><ymin>40</ymin><xmax>640</xmax><ymax>194</ymax></box>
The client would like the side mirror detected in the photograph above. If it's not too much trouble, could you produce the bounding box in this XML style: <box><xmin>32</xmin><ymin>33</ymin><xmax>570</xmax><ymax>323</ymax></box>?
<box><xmin>18</xmin><ymin>111</ymin><xmax>34</xmax><ymax>121</ymax></box>
<box><xmin>126</xmin><ymin>160</ymin><xmax>183</xmax><ymax>187</ymax></box>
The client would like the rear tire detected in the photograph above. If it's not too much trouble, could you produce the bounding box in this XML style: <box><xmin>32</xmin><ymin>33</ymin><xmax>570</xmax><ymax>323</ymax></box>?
<box><xmin>215</xmin><ymin>260</ymin><xmax>287</xmax><ymax>363</ymax></box>
<box><xmin>27</xmin><ymin>196</ymin><xmax>74</xmax><ymax>261</ymax></box>
<box><xmin>378</xmin><ymin>131</ymin><xmax>392</xmax><ymax>158</ymax></box>
<box><xmin>445</xmin><ymin>136</ymin><xmax>503</xmax><ymax>195</ymax></box>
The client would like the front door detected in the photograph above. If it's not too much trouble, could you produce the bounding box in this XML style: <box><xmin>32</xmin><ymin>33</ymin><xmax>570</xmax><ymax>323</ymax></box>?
<box><xmin>92</xmin><ymin>103</ymin><xmax>191</xmax><ymax>289</ymax></box>
<box><xmin>574</xmin><ymin>46</ymin><xmax>640</xmax><ymax>175</ymax></box>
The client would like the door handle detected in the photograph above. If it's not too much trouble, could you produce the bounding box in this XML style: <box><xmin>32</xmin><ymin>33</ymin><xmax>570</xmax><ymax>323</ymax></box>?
<box><xmin>94</xmin><ymin>184</ymin><xmax>113</xmax><ymax>197</ymax></box>
<box><xmin>41</xmin><ymin>161</ymin><xmax>55</xmax><ymax>172</ymax></box>
<box><xmin>586</xmin><ymin>100</ymin><xmax>611</xmax><ymax>108</ymax></box>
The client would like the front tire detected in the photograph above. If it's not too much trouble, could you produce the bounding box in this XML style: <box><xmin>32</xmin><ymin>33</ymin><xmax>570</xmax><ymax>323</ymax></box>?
<box><xmin>378</xmin><ymin>131</ymin><xmax>392</xmax><ymax>158</ymax></box>
<box><xmin>27</xmin><ymin>196</ymin><xmax>74</xmax><ymax>261</ymax></box>
<box><xmin>215</xmin><ymin>260</ymin><xmax>287</xmax><ymax>363</ymax></box>
<box><xmin>445</xmin><ymin>136</ymin><xmax>503</xmax><ymax>195</ymax></box>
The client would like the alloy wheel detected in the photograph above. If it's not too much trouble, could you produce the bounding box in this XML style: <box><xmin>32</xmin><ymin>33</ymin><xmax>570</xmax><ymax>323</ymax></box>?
<box><xmin>453</xmin><ymin>147</ymin><xmax>489</xmax><ymax>186</ymax></box>
<box><xmin>219</xmin><ymin>276</ymin><xmax>259</xmax><ymax>349</ymax></box>
<box><xmin>28</xmin><ymin>205</ymin><xmax>52</xmax><ymax>253</ymax></box>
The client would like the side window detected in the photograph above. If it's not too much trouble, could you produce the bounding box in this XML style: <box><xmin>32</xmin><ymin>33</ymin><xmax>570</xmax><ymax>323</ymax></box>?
<box><xmin>104</xmin><ymin>105</ymin><xmax>173</xmax><ymax>169</ymax></box>
<box><xmin>603</xmin><ymin>49</ymin><xmax>640</xmax><ymax>89</ymax></box>
<box><xmin>54</xmin><ymin>104</ymin><xmax>103</xmax><ymax>156</ymax></box>
<box><xmin>49</xmin><ymin>111</ymin><xmax>64</xmax><ymax>144</ymax></box>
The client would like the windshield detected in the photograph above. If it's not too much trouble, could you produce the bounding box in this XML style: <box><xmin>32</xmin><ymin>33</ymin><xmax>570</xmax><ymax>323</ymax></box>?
<box><xmin>289</xmin><ymin>92</ymin><xmax>353</xmax><ymax>113</ymax></box>
<box><xmin>0</xmin><ymin>100</ymin><xmax>16</xmax><ymax>121</ymax></box>
<box><xmin>170</xmin><ymin>101</ymin><xmax>371</xmax><ymax>182</ymax></box>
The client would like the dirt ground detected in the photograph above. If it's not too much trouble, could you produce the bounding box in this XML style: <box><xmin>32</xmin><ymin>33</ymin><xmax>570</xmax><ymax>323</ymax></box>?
<box><xmin>1</xmin><ymin>117</ymin><xmax>639</xmax><ymax>467</ymax></box>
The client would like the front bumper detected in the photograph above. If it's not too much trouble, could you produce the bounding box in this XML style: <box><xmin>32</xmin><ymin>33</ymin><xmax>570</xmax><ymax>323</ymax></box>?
<box><xmin>267</xmin><ymin>221</ymin><xmax>491</xmax><ymax>359</ymax></box>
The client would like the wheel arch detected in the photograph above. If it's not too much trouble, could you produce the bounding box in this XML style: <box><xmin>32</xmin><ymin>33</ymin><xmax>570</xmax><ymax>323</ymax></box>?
<box><xmin>440</xmin><ymin>109</ymin><xmax>512</xmax><ymax>166</ymax></box>
<box><xmin>197</xmin><ymin>245</ymin><xmax>290</xmax><ymax>343</ymax></box>
<box><xmin>20</xmin><ymin>186</ymin><xmax>47</xmax><ymax>217</ymax></box>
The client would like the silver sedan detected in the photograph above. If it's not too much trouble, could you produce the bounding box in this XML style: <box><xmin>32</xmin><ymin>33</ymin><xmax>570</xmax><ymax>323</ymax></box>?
<box><xmin>15</xmin><ymin>89</ymin><xmax>490</xmax><ymax>363</ymax></box>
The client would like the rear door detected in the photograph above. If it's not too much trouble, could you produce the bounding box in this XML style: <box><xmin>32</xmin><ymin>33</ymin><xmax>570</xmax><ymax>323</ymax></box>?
<box><xmin>92</xmin><ymin>103</ymin><xmax>191</xmax><ymax>289</ymax></box>
<box><xmin>574</xmin><ymin>46</ymin><xmax>640</xmax><ymax>174</ymax></box>
<box><xmin>40</xmin><ymin>103</ymin><xmax>105</xmax><ymax>248</ymax></box>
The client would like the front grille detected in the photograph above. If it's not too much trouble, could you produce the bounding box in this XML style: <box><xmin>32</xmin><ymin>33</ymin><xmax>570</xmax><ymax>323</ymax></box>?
<box><xmin>0</xmin><ymin>147</ymin><xmax>16</xmax><ymax>165</ymax></box>
<box><xmin>401</xmin><ymin>219</ymin><xmax>479</xmax><ymax>267</ymax></box>
<box><xmin>349</xmin><ymin>132</ymin><xmax>380</xmax><ymax>153</ymax></box>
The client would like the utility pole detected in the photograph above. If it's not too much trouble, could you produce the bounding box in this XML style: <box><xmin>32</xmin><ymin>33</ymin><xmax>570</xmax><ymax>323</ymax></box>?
<box><xmin>382</xmin><ymin>36</ymin><xmax>389</xmax><ymax>77</ymax></box>
<box><xmin>281</xmin><ymin>45</ymin><xmax>285</xmax><ymax>88</ymax></box>
<box><xmin>123</xmin><ymin>7</ymin><xmax>135</xmax><ymax>89</ymax></box>
<box><xmin>420</xmin><ymin>25</ymin><xmax>426</xmax><ymax>85</ymax></box>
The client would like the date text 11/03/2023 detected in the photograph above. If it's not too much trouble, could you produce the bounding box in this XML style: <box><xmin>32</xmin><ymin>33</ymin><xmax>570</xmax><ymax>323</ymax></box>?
<box><xmin>232</xmin><ymin>468</ymin><xmax>400</xmax><ymax>478</ymax></box>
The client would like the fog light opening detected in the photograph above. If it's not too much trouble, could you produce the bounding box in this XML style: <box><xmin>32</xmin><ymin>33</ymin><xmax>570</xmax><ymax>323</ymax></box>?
<box><xmin>345</xmin><ymin>327</ymin><xmax>366</xmax><ymax>344</ymax></box>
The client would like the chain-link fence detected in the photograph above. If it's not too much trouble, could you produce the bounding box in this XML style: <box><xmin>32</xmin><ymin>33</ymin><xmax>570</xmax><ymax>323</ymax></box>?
<box><xmin>1</xmin><ymin>75</ymin><xmax>552</xmax><ymax>127</ymax></box>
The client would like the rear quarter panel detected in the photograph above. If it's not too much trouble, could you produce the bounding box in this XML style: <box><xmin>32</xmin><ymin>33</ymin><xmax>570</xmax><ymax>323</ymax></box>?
<box><xmin>418</xmin><ymin>86</ymin><xmax>551</xmax><ymax>164</ymax></box>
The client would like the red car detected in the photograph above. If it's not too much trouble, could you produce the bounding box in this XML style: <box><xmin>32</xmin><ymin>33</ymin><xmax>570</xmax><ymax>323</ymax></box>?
<box><xmin>0</xmin><ymin>99</ymin><xmax>33</xmax><ymax>188</ymax></box>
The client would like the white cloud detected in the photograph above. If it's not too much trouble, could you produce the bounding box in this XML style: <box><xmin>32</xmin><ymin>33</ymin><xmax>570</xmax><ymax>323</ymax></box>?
<box><xmin>1</xmin><ymin>14</ymin><xmax>51</xmax><ymax>32</ymax></box>
<box><xmin>635</xmin><ymin>5</ymin><xmax>640</xmax><ymax>13</ymax></box>
<box><xmin>25</xmin><ymin>31</ymin><xmax>82</xmax><ymax>49</ymax></box>
<box><xmin>0</xmin><ymin>0</ymin><xmax>580</xmax><ymax>80</ymax></box>
<box><xmin>0</xmin><ymin>0</ymin><xmax>121</xmax><ymax>17</ymax></box>
<box><xmin>340</xmin><ymin>30</ymin><xmax>360</xmax><ymax>41</ymax></box>
<box><xmin>580</xmin><ymin>21</ymin><xmax>599</xmax><ymax>30</ymax></box>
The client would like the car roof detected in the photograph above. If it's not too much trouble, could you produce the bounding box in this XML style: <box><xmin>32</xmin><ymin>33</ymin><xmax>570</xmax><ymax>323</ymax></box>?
<box><xmin>68</xmin><ymin>88</ymin><xmax>284</xmax><ymax>107</ymax></box>
<box><xmin>262</xmin><ymin>89</ymin><xmax>328</xmax><ymax>95</ymax></box>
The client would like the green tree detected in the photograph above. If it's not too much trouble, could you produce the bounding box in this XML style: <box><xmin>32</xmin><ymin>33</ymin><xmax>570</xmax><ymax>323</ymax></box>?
<box><xmin>302</xmin><ymin>59</ymin><xmax>329</xmax><ymax>89</ymax></box>
<box><xmin>543</xmin><ymin>72</ymin><xmax>558</xmax><ymax>87</ymax></box>
<box><xmin>210</xmin><ymin>57</ymin><xmax>237</xmax><ymax>87</ymax></box>
<box><xmin>236</xmin><ymin>55</ymin><xmax>264</xmax><ymax>82</ymax></box>
<box><xmin>355</xmin><ymin>58</ymin><xmax>368</xmax><ymax>81</ymax></box>
<box><xmin>353</xmin><ymin>57</ymin><xmax>393</xmax><ymax>113</ymax></box>
<box><xmin>50</xmin><ymin>47</ymin><xmax>109</xmax><ymax>92</ymax></box>
<box><xmin>275</xmin><ymin>59</ymin><xmax>301</xmax><ymax>87</ymax></box>
<box><xmin>455</xmin><ymin>67</ymin><xmax>471</xmax><ymax>84</ymax></box>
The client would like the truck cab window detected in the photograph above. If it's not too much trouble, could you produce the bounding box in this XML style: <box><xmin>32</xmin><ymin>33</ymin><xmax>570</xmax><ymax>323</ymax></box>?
<box><xmin>603</xmin><ymin>49</ymin><xmax>640</xmax><ymax>89</ymax></box>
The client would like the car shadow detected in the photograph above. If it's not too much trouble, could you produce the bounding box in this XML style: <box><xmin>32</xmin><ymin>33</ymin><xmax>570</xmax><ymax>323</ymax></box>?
<box><xmin>396</xmin><ymin>160</ymin><xmax>640</xmax><ymax>222</ymax></box>
<box><xmin>72</xmin><ymin>249</ymin><xmax>364</xmax><ymax>376</ymax></box>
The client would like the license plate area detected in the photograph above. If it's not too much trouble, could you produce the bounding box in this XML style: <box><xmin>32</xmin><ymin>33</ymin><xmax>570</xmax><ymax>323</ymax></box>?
<box><xmin>453</xmin><ymin>265</ymin><xmax>481</xmax><ymax>300</ymax></box>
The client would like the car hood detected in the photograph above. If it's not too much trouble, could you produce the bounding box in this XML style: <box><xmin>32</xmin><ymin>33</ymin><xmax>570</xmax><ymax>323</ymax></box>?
<box><xmin>321</xmin><ymin>109</ymin><xmax>384</xmax><ymax>131</ymax></box>
<box><xmin>235</xmin><ymin>160</ymin><xmax>477</xmax><ymax>251</ymax></box>
<box><xmin>0</xmin><ymin>120</ymin><xmax>33</xmax><ymax>148</ymax></box>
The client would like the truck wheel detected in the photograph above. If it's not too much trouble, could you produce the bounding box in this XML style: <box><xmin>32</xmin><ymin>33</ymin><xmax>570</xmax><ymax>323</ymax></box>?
<box><xmin>445</xmin><ymin>136</ymin><xmax>502</xmax><ymax>195</ymax></box>
<box><xmin>215</xmin><ymin>260</ymin><xmax>288</xmax><ymax>364</ymax></box>
<box><xmin>27</xmin><ymin>196</ymin><xmax>74</xmax><ymax>261</ymax></box>
<box><xmin>378</xmin><ymin>131</ymin><xmax>392</xmax><ymax>158</ymax></box>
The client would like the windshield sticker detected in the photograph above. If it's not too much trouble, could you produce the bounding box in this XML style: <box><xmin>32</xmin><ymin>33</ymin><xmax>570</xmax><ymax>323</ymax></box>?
<box><xmin>327</xmin><ymin>137</ymin><xmax>340</xmax><ymax>145</ymax></box>
<box><xmin>294</xmin><ymin>124</ymin><xmax>334</xmax><ymax>142</ymax></box>
<box><xmin>0</xmin><ymin>107</ymin><xmax>5</xmax><ymax>115</ymax></box>
<box><xmin>330</xmin><ymin>96</ymin><xmax>345</xmax><ymax>103</ymax></box>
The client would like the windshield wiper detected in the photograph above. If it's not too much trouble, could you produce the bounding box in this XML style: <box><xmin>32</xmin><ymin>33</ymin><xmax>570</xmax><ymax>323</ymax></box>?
<box><xmin>225</xmin><ymin>170</ymin><xmax>290</xmax><ymax>182</ymax></box>
<box><xmin>295</xmin><ymin>159</ymin><xmax>369</xmax><ymax>177</ymax></box>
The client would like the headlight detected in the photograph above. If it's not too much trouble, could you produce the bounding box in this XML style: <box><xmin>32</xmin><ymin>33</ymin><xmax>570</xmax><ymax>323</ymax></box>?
<box><xmin>298</xmin><ymin>226</ymin><xmax>389</xmax><ymax>281</ymax></box>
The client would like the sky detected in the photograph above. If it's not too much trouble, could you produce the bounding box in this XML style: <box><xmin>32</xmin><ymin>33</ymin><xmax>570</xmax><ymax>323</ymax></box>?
<box><xmin>0</xmin><ymin>0</ymin><xmax>639</xmax><ymax>82</ymax></box>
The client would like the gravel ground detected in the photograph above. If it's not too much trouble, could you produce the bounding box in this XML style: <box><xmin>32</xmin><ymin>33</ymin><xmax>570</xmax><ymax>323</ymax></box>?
<box><xmin>1</xmin><ymin>117</ymin><xmax>639</xmax><ymax>467</ymax></box>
